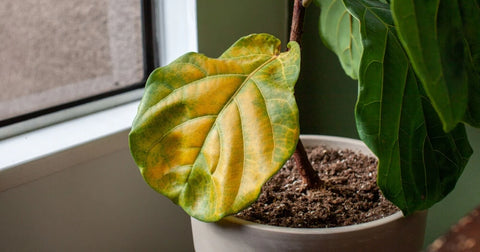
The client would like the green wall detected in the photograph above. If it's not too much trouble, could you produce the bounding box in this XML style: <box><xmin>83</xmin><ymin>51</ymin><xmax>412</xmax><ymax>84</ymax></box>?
<box><xmin>296</xmin><ymin>5</ymin><xmax>358</xmax><ymax>138</ymax></box>
<box><xmin>197</xmin><ymin>0</ymin><xmax>480</xmax><ymax>247</ymax></box>
<box><xmin>197</xmin><ymin>0</ymin><xmax>288</xmax><ymax>57</ymax></box>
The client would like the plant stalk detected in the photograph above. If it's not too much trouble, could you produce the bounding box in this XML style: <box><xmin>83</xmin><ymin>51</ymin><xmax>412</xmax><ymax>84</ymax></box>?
<box><xmin>290</xmin><ymin>0</ymin><xmax>306</xmax><ymax>44</ymax></box>
<box><xmin>290</xmin><ymin>0</ymin><xmax>322</xmax><ymax>189</ymax></box>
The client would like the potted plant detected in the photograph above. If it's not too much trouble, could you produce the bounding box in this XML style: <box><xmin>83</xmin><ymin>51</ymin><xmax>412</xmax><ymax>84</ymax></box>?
<box><xmin>129</xmin><ymin>0</ymin><xmax>479</xmax><ymax>251</ymax></box>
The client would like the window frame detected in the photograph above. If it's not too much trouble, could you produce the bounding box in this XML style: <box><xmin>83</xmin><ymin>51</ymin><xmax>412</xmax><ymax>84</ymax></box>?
<box><xmin>0</xmin><ymin>0</ymin><xmax>198</xmax><ymax>192</ymax></box>
<box><xmin>0</xmin><ymin>0</ymin><xmax>156</xmax><ymax>139</ymax></box>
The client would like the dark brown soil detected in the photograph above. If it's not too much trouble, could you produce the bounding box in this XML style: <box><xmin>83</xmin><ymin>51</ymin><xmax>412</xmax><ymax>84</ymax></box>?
<box><xmin>236</xmin><ymin>145</ymin><xmax>399</xmax><ymax>228</ymax></box>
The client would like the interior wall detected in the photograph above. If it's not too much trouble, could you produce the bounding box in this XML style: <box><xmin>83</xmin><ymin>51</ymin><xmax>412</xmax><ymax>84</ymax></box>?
<box><xmin>0</xmin><ymin>144</ymin><xmax>194</xmax><ymax>252</ymax></box>
<box><xmin>296</xmin><ymin>4</ymin><xmax>359</xmax><ymax>139</ymax></box>
<box><xmin>196</xmin><ymin>0</ymin><xmax>288</xmax><ymax>57</ymax></box>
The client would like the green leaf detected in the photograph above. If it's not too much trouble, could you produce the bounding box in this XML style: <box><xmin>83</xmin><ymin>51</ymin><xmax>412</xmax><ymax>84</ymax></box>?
<box><xmin>316</xmin><ymin>0</ymin><xmax>363</xmax><ymax>79</ymax></box>
<box><xmin>459</xmin><ymin>0</ymin><xmax>480</xmax><ymax>128</ymax></box>
<box><xmin>391</xmin><ymin>0</ymin><xmax>480</xmax><ymax>131</ymax></box>
<box><xmin>344</xmin><ymin>0</ymin><xmax>473</xmax><ymax>214</ymax></box>
<box><xmin>129</xmin><ymin>34</ymin><xmax>301</xmax><ymax>222</ymax></box>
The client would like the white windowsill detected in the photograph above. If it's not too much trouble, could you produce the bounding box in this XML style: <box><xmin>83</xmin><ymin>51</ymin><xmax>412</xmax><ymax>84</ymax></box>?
<box><xmin>0</xmin><ymin>100</ymin><xmax>140</xmax><ymax>192</ymax></box>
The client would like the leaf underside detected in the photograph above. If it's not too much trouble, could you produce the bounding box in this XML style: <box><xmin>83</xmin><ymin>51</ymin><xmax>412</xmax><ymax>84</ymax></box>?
<box><xmin>129</xmin><ymin>34</ymin><xmax>301</xmax><ymax>222</ymax></box>
<box><xmin>316</xmin><ymin>0</ymin><xmax>363</xmax><ymax>80</ymax></box>
<box><xmin>391</xmin><ymin>0</ymin><xmax>480</xmax><ymax>131</ymax></box>
<box><xmin>343</xmin><ymin>0</ymin><xmax>473</xmax><ymax>215</ymax></box>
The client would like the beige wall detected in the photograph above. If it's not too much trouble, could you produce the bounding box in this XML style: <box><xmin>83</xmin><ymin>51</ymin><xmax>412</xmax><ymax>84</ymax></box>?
<box><xmin>0</xmin><ymin>147</ymin><xmax>194</xmax><ymax>251</ymax></box>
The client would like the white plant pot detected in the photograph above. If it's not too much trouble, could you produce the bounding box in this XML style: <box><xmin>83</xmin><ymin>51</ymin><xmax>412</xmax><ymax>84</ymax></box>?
<box><xmin>191</xmin><ymin>135</ymin><xmax>428</xmax><ymax>252</ymax></box>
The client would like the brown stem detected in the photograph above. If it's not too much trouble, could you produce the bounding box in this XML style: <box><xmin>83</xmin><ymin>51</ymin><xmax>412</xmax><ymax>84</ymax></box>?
<box><xmin>293</xmin><ymin>139</ymin><xmax>322</xmax><ymax>188</ymax></box>
<box><xmin>289</xmin><ymin>0</ymin><xmax>306</xmax><ymax>46</ymax></box>
<box><xmin>290</xmin><ymin>0</ymin><xmax>322</xmax><ymax>189</ymax></box>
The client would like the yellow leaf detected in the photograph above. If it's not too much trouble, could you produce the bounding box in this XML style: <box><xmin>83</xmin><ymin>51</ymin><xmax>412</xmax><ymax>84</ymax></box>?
<box><xmin>129</xmin><ymin>34</ymin><xmax>301</xmax><ymax>221</ymax></box>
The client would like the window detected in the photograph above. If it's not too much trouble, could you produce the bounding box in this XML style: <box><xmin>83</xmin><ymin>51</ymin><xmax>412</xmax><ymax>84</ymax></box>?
<box><xmin>0</xmin><ymin>0</ymin><xmax>198</xmax><ymax>191</ymax></box>
<box><xmin>0</xmin><ymin>0</ymin><xmax>156</xmax><ymax>138</ymax></box>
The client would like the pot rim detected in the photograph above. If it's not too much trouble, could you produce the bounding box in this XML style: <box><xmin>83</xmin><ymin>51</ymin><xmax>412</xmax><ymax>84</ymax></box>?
<box><xmin>299</xmin><ymin>134</ymin><xmax>375</xmax><ymax>156</ymax></box>
<box><xmin>221</xmin><ymin>211</ymin><xmax>406</xmax><ymax>234</ymax></box>
<box><xmin>217</xmin><ymin>134</ymin><xmax>409</xmax><ymax>235</ymax></box>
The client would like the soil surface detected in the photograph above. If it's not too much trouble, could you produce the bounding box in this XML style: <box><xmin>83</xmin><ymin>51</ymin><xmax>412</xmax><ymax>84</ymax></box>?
<box><xmin>236</xmin><ymin>145</ymin><xmax>399</xmax><ymax>228</ymax></box>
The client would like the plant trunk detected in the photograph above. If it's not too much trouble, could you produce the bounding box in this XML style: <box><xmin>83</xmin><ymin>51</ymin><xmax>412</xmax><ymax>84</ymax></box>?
<box><xmin>289</xmin><ymin>0</ymin><xmax>322</xmax><ymax>189</ymax></box>
<box><xmin>289</xmin><ymin>0</ymin><xmax>306</xmax><ymax>45</ymax></box>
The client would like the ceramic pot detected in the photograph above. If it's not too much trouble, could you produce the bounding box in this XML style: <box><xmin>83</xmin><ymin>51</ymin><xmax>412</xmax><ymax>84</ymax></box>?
<box><xmin>191</xmin><ymin>135</ymin><xmax>428</xmax><ymax>252</ymax></box>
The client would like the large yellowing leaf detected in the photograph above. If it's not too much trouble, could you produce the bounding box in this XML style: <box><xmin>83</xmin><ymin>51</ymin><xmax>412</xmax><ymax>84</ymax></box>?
<box><xmin>129</xmin><ymin>34</ymin><xmax>301</xmax><ymax>222</ymax></box>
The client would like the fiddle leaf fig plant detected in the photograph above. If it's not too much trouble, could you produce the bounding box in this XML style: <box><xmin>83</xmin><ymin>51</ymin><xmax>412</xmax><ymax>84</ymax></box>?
<box><xmin>129</xmin><ymin>34</ymin><xmax>301</xmax><ymax>221</ymax></box>
<box><xmin>317</xmin><ymin>0</ymin><xmax>362</xmax><ymax>80</ymax></box>
<box><xmin>130</xmin><ymin>0</ymin><xmax>480</xmax><ymax>222</ymax></box>
<box><xmin>318</xmin><ymin>0</ymin><xmax>473</xmax><ymax>215</ymax></box>
<box><xmin>391</xmin><ymin>0</ymin><xmax>480</xmax><ymax>131</ymax></box>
